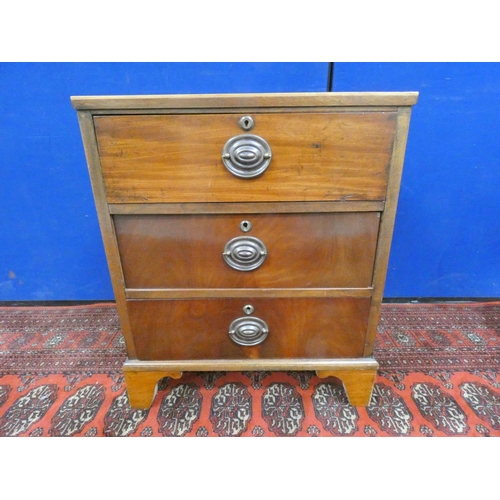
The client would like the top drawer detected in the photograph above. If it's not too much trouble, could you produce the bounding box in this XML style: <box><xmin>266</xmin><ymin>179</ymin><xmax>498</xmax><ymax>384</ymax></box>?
<box><xmin>94</xmin><ymin>112</ymin><xmax>397</xmax><ymax>204</ymax></box>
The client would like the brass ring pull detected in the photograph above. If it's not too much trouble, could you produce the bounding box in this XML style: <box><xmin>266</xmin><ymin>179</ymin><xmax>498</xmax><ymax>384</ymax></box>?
<box><xmin>222</xmin><ymin>134</ymin><xmax>272</xmax><ymax>178</ymax></box>
<box><xmin>228</xmin><ymin>316</ymin><xmax>269</xmax><ymax>346</ymax></box>
<box><xmin>222</xmin><ymin>236</ymin><xmax>268</xmax><ymax>271</ymax></box>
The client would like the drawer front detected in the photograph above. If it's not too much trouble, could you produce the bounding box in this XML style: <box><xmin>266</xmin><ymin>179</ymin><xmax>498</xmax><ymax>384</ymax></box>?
<box><xmin>114</xmin><ymin>212</ymin><xmax>380</xmax><ymax>289</ymax></box>
<box><xmin>95</xmin><ymin>112</ymin><xmax>397</xmax><ymax>203</ymax></box>
<box><xmin>127</xmin><ymin>297</ymin><xmax>370</xmax><ymax>360</ymax></box>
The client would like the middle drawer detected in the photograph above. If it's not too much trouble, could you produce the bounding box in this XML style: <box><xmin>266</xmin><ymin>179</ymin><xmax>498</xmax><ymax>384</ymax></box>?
<box><xmin>114</xmin><ymin>212</ymin><xmax>380</xmax><ymax>289</ymax></box>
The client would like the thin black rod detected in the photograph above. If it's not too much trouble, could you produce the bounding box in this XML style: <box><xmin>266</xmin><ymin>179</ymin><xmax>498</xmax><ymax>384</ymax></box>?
<box><xmin>327</xmin><ymin>62</ymin><xmax>334</xmax><ymax>91</ymax></box>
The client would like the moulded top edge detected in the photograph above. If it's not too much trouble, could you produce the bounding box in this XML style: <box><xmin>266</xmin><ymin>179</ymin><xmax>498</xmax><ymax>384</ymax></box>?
<box><xmin>70</xmin><ymin>91</ymin><xmax>419</xmax><ymax>110</ymax></box>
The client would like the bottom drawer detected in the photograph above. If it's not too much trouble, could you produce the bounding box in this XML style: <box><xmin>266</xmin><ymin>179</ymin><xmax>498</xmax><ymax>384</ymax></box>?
<box><xmin>127</xmin><ymin>297</ymin><xmax>370</xmax><ymax>360</ymax></box>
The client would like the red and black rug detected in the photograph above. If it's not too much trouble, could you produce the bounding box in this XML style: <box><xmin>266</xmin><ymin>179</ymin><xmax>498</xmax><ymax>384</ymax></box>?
<box><xmin>0</xmin><ymin>302</ymin><xmax>499</xmax><ymax>437</ymax></box>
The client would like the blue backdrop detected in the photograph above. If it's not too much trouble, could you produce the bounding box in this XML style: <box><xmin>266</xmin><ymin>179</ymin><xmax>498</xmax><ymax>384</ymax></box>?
<box><xmin>1</xmin><ymin>62</ymin><xmax>498</xmax><ymax>300</ymax></box>
<box><xmin>334</xmin><ymin>63</ymin><xmax>500</xmax><ymax>297</ymax></box>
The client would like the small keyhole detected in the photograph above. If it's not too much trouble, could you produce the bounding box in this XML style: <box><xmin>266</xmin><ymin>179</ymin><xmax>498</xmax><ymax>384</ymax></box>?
<box><xmin>243</xmin><ymin>305</ymin><xmax>254</xmax><ymax>315</ymax></box>
<box><xmin>240</xmin><ymin>220</ymin><xmax>252</xmax><ymax>232</ymax></box>
<box><xmin>238</xmin><ymin>115</ymin><xmax>254</xmax><ymax>131</ymax></box>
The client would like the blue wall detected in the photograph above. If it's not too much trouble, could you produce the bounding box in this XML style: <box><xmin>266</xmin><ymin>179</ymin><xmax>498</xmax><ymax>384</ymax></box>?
<box><xmin>334</xmin><ymin>63</ymin><xmax>500</xmax><ymax>297</ymax></box>
<box><xmin>1</xmin><ymin>62</ymin><xmax>499</xmax><ymax>300</ymax></box>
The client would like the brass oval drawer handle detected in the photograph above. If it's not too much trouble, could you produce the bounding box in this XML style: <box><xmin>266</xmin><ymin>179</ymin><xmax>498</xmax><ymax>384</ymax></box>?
<box><xmin>222</xmin><ymin>134</ymin><xmax>272</xmax><ymax>178</ymax></box>
<box><xmin>222</xmin><ymin>236</ymin><xmax>268</xmax><ymax>271</ymax></box>
<box><xmin>228</xmin><ymin>316</ymin><xmax>269</xmax><ymax>346</ymax></box>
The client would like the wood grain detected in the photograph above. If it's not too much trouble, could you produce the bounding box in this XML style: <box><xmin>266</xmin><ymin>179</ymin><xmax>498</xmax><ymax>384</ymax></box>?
<box><xmin>124</xmin><ymin>287</ymin><xmax>373</xmax><ymax>299</ymax></box>
<box><xmin>127</xmin><ymin>297</ymin><xmax>371</xmax><ymax>361</ymax></box>
<box><xmin>123</xmin><ymin>370</ymin><xmax>182</xmax><ymax>409</ymax></box>
<box><xmin>316</xmin><ymin>368</ymin><xmax>378</xmax><ymax>406</ymax></box>
<box><xmin>75</xmin><ymin>111</ymin><xmax>137</xmax><ymax>359</ymax></box>
<box><xmin>73</xmin><ymin>92</ymin><xmax>418</xmax><ymax>411</ymax></box>
<box><xmin>71</xmin><ymin>92</ymin><xmax>419</xmax><ymax>110</ymax></box>
<box><xmin>123</xmin><ymin>358</ymin><xmax>378</xmax><ymax>407</ymax></box>
<box><xmin>109</xmin><ymin>200</ymin><xmax>385</xmax><ymax>214</ymax></box>
<box><xmin>363</xmin><ymin>107</ymin><xmax>413</xmax><ymax>357</ymax></box>
<box><xmin>94</xmin><ymin>112</ymin><xmax>397</xmax><ymax>203</ymax></box>
<box><xmin>114</xmin><ymin>212</ymin><xmax>380</xmax><ymax>289</ymax></box>
<box><xmin>123</xmin><ymin>357</ymin><xmax>379</xmax><ymax>372</ymax></box>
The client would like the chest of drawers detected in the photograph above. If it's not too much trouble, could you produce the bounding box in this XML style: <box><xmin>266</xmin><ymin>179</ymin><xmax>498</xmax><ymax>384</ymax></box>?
<box><xmin>72</xmin><ymin>92</ymin><xmax>418</xmax><ymax>409</ymax></box>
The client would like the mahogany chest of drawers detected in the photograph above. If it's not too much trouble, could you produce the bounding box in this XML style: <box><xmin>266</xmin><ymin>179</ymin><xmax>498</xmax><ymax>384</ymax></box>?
<box><xmin>72</xmin><ymin>92</ymin><xmax>418</xmax><ymax>409</ymax></box>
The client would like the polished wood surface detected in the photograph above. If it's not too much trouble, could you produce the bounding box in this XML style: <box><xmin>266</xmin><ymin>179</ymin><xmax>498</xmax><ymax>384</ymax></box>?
<box><xmin>114</xmin><ymin>212</ymin><xmax>380</xmax><ymax>289</ymax></box>
<box><xmin>123</xmin><ymin>369</ymin><xmax>182</xmax><ymax>409</ymax></box>
<box><xmin>127</xmin><ymin>298</ymin><xmax>371</xmax><ymax>361</ymax></box>
<box><xmin>72</xmin><ymin>91</ymin><xmax>419</xmax><ymax>110</ymax></box>
<box><xmin>76</xmin><ymin>111</ymin><xmax>137</xmax><ymax>358</ymax></box>
<box><xmin>73</xmin><ymin>92</ymin><xmax>417</xmax><ymax>408</ymax></box>
<box><xmin>123</xmin><ymin>357</ymin><xmax>379</xmax><ymax>372</ymax></box>
<box><xmin>364</xmin><ymin>107</ymin><xmax>414</xmax><ymax>356</ymax></box>
<box><xmin>94</xmin><ymin>112</ymin><xmax>397</xmax><ymax>203</ymax></box>
<box><xmin>123</xmin><ymin>358</ymin><xmax>378</xmax><ymax>409</ymax></box>
<box><xmin>109</xmin><ymin>200</ymin><xmax>385</xmax><ymax>215</ymax></box>
<box><xmin>125</xmin><ymin>287</ymin><xmax>373</xmax><ymax>299</ymax></box>
<box><xmin>316</xmin><ymin>368</ymin><xmax>378</xmax><ymax>406</ymax></box>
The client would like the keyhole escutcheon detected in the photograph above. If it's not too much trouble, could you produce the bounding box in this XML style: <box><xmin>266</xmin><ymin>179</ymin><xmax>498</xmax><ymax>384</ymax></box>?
<box><xmin>238</xmin><ymin>115</ymin><xmax>255</xmax><ymax>131</ymax></box>
<box><xmin>240</xmin><ymin>220</ymin><xmax>252</xmax><ymax>232</ymax></box>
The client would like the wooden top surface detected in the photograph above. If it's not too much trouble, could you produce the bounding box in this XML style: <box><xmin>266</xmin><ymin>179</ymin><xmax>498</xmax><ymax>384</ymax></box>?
<box><xmin>71</xmin><ymin>92</ymin><xmax>419</xmax><ymax>110</ymax></box>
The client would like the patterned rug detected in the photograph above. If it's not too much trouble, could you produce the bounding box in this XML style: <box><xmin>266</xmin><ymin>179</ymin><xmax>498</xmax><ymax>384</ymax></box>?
<box><xmin>0</xmin><ymin>302</ymin><xmax>499</xmax><ymax>437</ymax></box>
